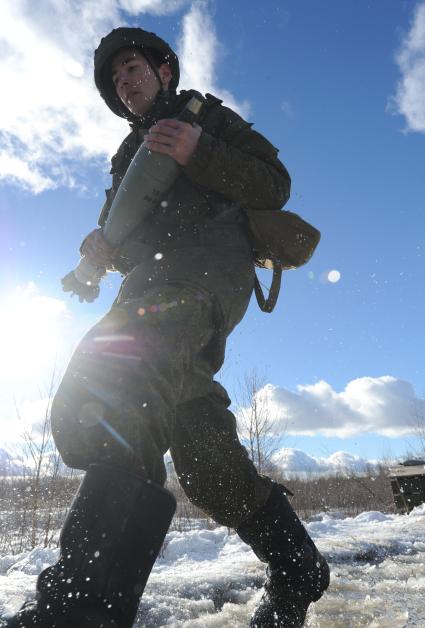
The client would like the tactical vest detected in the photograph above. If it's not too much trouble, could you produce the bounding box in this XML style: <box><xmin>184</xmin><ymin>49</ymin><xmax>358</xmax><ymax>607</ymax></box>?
<box><xmin>98</xmin><ymin>91</ymin><xmax>252</xmax><ymax>274</ymax></box>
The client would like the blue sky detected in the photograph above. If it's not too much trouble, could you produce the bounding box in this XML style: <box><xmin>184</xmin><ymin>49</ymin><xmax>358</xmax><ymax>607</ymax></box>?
<box><xmin>0</xmin><ymin>0</ymin><xmax>424</xmax><ymax>464</ymax></box>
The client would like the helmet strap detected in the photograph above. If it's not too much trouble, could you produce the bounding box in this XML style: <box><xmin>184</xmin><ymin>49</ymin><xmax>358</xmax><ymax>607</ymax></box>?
<box><xmin>142</xmin><ymin>49</ymin><xmax>167</xmax><ymax>93</ymax></box>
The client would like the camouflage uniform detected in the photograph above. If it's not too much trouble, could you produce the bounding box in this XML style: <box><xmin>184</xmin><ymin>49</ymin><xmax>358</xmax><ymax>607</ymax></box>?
<box><xmin>2</xmin><ymin>30</ymin><xmax>328</xmax><ymax>628</ymax></box>
<box><xmin>51</xmin><ymin>90</ymin><xmax>291</xmax><ymax>527</ymax></box>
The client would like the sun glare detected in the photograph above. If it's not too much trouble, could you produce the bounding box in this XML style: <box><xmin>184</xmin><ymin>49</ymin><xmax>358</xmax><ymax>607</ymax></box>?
<box><xmin>0</xmin><ymin>284</ymin><xmax>68</xmax><ymax>378</ymax></box>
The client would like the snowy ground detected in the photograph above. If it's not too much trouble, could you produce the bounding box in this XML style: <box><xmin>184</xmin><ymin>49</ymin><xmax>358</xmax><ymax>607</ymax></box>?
<box><xmin>0</xmin><ymin>505</ymin><xmax>424</xmax><ymax>627</ymax></box>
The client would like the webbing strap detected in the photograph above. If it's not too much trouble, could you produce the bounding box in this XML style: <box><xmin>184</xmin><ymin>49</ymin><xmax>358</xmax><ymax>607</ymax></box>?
<box><xmin>254</xmin><ymin>267</ymin><xmax>282</xmax><ymax>313</ymax></box>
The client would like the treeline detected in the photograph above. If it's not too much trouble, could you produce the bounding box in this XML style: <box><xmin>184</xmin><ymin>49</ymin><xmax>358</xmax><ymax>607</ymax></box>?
<box><xmin>0</xmin><ymin>472</ymin><xmax>80</xmax><ymax>554</ymax></box>
<box><xmin>0</xmin><ymin>464</ymin><xmax>396</xmax><ymax>556</ymax></box>
<box><xmin>272</xmin><ymin>465</ymin><xmax>395</xmax><ymax>520</ymax></box>
<box><xmin>167</xmin><ymin>463</ymin><xmax>396</xmax><ymax>527</ymax></box>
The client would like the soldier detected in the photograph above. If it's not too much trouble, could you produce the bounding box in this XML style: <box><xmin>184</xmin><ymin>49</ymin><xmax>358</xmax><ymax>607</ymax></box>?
<box><xmin>3</xmin><ymin>27</ymin><xmax>329</xmax><ymax>628</ymax></box>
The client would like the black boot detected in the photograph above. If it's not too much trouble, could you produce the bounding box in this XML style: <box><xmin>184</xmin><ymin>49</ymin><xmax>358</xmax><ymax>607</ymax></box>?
<box><xmin>2</xmin><ymin>464</ymin><xmax>176</xmax><ymax>628</ymax></box>
<box><xmin>237</xmin><ymin>483</ymin><xmax>329</xmax><ymax>628</ymax></box>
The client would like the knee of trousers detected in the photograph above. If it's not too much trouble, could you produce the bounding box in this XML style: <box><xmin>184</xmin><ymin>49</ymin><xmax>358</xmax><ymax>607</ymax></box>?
<box><xmin>170</xmin><ymin>395</ymin><xmax>272</xmax><ymax>528</ymax></box>
<box><xmin>50</xmin><ymin>360</ymin><xmax>170</xmax><ymax>485</ymax></box>
<box><xmin>49</xmin><ymin>291</ymin><xmax>211</xmax><ymax>482</ymax></box>
<box><xmin>51</xmin><ymin>388</ymin><xmax>168</xmax><ymax>485</ymax></box>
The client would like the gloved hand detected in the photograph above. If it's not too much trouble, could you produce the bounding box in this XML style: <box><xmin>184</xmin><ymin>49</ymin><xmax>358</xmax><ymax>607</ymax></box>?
<box><xmin>80</xmin><ymin>228</ymin><xmax>117</xmax><ymax>268</ymax></box>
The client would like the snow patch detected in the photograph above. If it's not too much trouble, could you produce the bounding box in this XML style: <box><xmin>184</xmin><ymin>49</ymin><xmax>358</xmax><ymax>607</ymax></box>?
<box><xmin>0</xmin><ymin>507</ymin><xmax>424</xmax><ymax>626</ymax></box>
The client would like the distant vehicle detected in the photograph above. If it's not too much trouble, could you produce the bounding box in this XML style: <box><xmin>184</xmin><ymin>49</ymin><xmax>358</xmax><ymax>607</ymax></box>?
<box><xmin>389</xmin><ymin>459</ymin><xmax>425</xmax><ymax>514</ymax></box>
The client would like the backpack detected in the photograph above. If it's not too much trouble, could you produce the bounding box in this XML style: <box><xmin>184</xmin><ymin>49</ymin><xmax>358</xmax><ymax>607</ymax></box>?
<box><xmin>245</xmin><ymin>209</ymin><xmax>321</xmax><ymax>313</ymax></box>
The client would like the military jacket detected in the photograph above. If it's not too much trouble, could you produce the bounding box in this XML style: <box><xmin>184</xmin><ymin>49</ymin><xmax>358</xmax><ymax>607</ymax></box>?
<box><xmin>98</xmin><ymin>90</ymin><xmax>291</xmax><ymax>275</ymax></box>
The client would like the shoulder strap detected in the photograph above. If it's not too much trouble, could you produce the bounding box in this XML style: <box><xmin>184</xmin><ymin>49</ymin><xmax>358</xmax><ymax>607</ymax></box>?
<box><xmin>254</xmin><ymin>267</ymin><xmax>282</xmax><ymax>313</ymax></box>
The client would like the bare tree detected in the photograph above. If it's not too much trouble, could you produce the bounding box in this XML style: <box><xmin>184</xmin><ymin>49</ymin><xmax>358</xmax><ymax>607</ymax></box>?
<box><xmin>284</xmin><ymin>463</ymin><xmax>395</xmax><ymax>520</ymax></box>
<box><xmin>404</xmin><ymin>399</ymin><xmax>425</xmax><ymax>461</ymax></box>
<box><xmin>412</xmin><ymin>401</ymin><xmax>425</xmax><ymax>458</ymax></box>
<box><xmin>13</xmin><ymin>370</ymin><xmax>72</xmax><ymax>550</ymax></box>
<box><xmin>235</xmin><ymin>369</ymin><xmax>285</xmax><ymax>475</ymax></box>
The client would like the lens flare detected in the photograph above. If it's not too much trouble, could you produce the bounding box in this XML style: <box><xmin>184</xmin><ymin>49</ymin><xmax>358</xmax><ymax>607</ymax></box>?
<box><xmin>327</xmin><ymin>270</ymin><xmax>341</xmax><ymax>283</ymax></box>
<box><xmin>0</xmin><ymin>284</ymin><xmax>68</xmax><ymax>378</ymax></box>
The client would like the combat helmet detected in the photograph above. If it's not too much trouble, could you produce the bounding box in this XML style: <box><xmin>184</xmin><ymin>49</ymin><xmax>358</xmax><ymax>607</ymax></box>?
<box><xmin>94</xmin><ymin>27</ymin><xmax>180</xmax><ymax>120</ymax></box>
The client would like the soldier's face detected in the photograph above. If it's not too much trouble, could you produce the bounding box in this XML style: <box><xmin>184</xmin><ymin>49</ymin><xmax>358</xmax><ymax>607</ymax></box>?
<box><xmin>111</xmin><ymin>48</ymin><xmax>171</xmax><ymax>116</ymax></box>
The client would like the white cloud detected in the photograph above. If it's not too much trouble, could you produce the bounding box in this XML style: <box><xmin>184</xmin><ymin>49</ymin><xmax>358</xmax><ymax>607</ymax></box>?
<box><xmin>393</xmin><ymin>2</ymin><xmax>425</xmax><ymax>132</ymax></box>
<box><xmin>0</xmin><ymin>1</ymin><xmax>126</xmax><ymax>192</ymax></box>
<box><xmin>272</xmin><ymin>448</ymin><xmax>381</xmax><ymax>477</ymax></box>
<box><xmin>0</xmin><ymin>151</ymin><xmax>53</xmax><ymax>195</ymax></box>
<box><xmin>239</xmin><ymin>376</ymin><xmax>424</xmax><ymax>438</ymax></box>
<box><xmin>177</xmin><ymin>1</ymin><xmax>250</xmax><ymax>116</ymax></box>
<box><xmin>0</xmin><ymin>0</ymin><xmax>246</xmax><ymax>193</ymax></box>
<box><xmin>119</xmin><ymin>0</ymin><xmax>189</xmax><ymax>14</ymax></box>
<box><xmin>0</xmin><ymin>396</ymin><xmax>53</xmax><ymax>444</ymax></box>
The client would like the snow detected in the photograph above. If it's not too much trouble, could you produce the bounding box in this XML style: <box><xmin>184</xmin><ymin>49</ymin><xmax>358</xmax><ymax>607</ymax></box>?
<box><xmin>272</xmin><ymin>448</ymin><xmax>381</xmax><ymax>477</ymax></box>
<box><xmin>1</xmin><ymin>506</ymin><xmax>424</xmax><ymax>626</ymax></box>
<box><xmin>0</xmin><ymin>446</ymin><xmax>386</xmax><ymax>478</ymax></box>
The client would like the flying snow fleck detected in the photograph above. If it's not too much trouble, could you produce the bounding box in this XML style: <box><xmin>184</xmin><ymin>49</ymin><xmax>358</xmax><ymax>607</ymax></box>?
<box><xmin>327</xmin><ymin>270</ymin><xmax>341</xmax><ymax>283</ymax></box>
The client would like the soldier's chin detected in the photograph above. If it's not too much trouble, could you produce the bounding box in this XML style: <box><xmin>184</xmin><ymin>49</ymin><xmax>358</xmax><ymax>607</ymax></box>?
<box><xmin>127</xmin><ymin>98</ymin><xmax>153</xmax><ymax>117</ymax></box>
